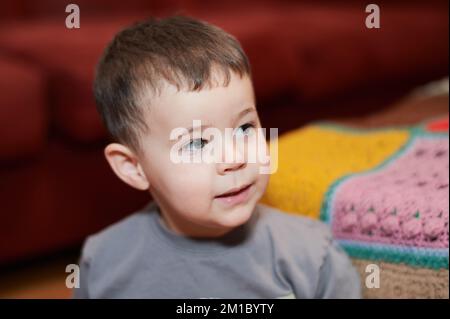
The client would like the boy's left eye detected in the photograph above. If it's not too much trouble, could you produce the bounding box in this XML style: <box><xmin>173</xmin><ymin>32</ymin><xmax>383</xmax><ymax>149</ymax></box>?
<box><xmin>184</xmin><ymin>138</ymin><xmax>208</xmax><ymax>152</ymax></box>
<box><xmin>235</xmin><ymin>122</ymin><xmax>255</xmax><ymax>137</ymax></box>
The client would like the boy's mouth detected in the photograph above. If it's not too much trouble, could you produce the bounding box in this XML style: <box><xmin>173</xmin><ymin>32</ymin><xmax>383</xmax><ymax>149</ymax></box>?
<box><xmin>215</xmin><ymin>183</ymin><xmax>253</xmax><ymax>198</ymax></box>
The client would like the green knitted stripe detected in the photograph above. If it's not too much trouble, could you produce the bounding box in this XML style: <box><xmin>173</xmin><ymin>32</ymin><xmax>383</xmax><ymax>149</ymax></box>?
<box><xmin>341</xmin><ymin>242</ymin><xmax>449</xmax><ymax>270</ymax></box>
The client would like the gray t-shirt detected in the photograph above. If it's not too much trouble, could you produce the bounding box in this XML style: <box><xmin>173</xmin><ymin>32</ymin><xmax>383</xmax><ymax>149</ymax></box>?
<box><xmin>73</xmin><ymin>202</ymin><xmax>361</xmax><ymax>299</ymax></box>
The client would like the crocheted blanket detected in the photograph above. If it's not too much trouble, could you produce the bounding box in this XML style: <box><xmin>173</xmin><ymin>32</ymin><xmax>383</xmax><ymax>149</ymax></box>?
<box><xmin>261</xmin><ymin>117</ymin><xmax>449</xmax><ymax>270</ymax></box>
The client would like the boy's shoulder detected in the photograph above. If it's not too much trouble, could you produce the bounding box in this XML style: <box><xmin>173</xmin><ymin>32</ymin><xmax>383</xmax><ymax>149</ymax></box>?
<box><xmin>255</xmin><ymin>203</ymin><xmax>335</xmax><ymax>265</ymax></box>
<box><xmin>256</xmin><ymin>203</ymin><xmax>333</xmax><ymax>241</ymax></box>
<box><xmin>80</xmin><ymin>202</ymin><xmax>156</xmax><ymax>264</ymax></box>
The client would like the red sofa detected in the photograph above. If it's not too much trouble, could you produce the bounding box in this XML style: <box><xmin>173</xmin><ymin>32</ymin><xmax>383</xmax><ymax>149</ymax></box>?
<box><xmin>0</xmin><ymin>0</ymin><xmax>448</xmax><ymax>265</ymax></box>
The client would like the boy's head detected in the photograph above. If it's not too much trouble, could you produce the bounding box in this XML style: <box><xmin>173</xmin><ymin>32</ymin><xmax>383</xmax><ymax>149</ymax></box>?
<box><xmin>95</xmin><ymin>16</ymin><xmax>270</xmax><ymax>238</ymax></box>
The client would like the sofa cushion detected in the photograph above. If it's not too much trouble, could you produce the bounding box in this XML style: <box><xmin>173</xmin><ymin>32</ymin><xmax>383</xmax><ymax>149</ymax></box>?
<box><xmin>1</xmin><ymin>2</ymin><xmax>447</xmax><ymax>145</ymax></box>
<box><xmin>0</xmin><ymin>18</ymin><xmax>140</xmax><ymax>143</ymax></box>
<box><xmin>0</xmin><ymin>12</ymin><xmax>298</xmax><ymax>144</ymax></box>
<box><xmin>279</xmin><ymin>3</ymin><xmax>449</xmax><ymax>100</ymax></box>
<box><xmin>0</xmin><ymin>54</ymin><xmax>47</xmax><ymax>160</ymax></box>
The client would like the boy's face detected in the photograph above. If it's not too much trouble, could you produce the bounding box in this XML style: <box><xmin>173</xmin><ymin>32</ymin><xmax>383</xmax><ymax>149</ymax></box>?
<box><xmin>108</xmin><ymin>71</ymin><xmax>270</xmax><ymax>237</ymax></box>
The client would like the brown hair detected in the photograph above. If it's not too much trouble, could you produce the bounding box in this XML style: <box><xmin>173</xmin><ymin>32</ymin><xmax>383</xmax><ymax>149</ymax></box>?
<box><xmin>94</xmin><ymin>15</ymin><xmax>252</xmax><ymax>152</ymax></box>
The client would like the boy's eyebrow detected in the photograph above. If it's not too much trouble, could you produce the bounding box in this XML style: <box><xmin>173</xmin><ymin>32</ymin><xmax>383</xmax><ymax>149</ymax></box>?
<box><xmin>182</xmin><ymin>106</ymin><xmax>256</xmax><ymax>136</ymax></box>
<box><xmin>233</xmin><ymin>107</ymin><xmax>256</xmax><ymax>124</ymax></box>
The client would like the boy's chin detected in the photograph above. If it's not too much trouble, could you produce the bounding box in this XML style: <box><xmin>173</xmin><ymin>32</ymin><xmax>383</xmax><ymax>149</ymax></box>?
<box><xmin>216</xmin><ymin>203</ymin><xmax>255</xmax><ymax>228</ymax></box>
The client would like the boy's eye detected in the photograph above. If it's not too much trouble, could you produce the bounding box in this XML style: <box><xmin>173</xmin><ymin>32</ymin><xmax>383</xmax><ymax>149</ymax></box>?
<box><xmin>235</xmin><ymin>122</ymin><xmax>256</xmax><ymax>137</ymax></box>
<box><xmin>184</xmin><ymin>138</ymin><xmax>208</xmax><ymax>152</ymax></box>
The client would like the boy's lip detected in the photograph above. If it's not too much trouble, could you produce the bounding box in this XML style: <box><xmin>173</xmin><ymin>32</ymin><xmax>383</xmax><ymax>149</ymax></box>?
<box><xmin>215</xmin><ymin>182</ymin><xmax>253</xmax><ymax>198</ymax></box>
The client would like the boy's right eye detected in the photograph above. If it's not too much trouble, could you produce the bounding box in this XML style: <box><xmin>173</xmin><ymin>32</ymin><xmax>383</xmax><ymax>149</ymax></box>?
<box><xmin>184</xmin><ymin>138</ymin><xmax>208</xmax><ymax>152</ymax></box>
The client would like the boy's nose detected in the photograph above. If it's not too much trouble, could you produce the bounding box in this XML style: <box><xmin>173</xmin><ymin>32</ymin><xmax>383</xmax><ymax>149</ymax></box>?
<box><xmin>217</xmin><ymin>161</ymin><xmax>246</xmax><ymax>175</ymax></box>
<box><xmin>216</xmin><ymin>134</ymin><xmax>247</xmax><ymax>175</ymax></box>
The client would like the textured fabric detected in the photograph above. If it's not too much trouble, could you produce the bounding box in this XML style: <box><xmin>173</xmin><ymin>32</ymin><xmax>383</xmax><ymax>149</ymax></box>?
<box><xmin>73</xmin><ymin>202</ymin><xmax>361</xmax><ymax>299</ymax></box>
<box><xmin>352</xmin><ymin>259</ymin><xmax>449</xmax><ymax>299</ymax></box>
<box><xmin>261</xmin><ymin>124</ymin><xmax>410</xmax><ymax>219</ymax></box>
<box><xmin>262</xmin><ymin>119</ymin><xmax>448</xmax><ymax>298</ymax></box>
<box><xmin>321</xmin><ymin>123</ymin><xmax>449</xmax><ymax>269</ymax></box>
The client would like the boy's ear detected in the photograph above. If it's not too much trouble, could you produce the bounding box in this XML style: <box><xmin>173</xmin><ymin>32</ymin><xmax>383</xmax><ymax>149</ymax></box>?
<box><xmin>104</xmin><ymin>143</ymin><xmax>149</xmax><ymax>191</ymax></box>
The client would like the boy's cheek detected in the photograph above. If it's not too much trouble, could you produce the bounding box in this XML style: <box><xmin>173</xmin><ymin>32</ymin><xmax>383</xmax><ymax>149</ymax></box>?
<box><xmin>259</xmin><ymin>173</ymin><xmax>270</xmax><ymax>192</ymax></box>
<box><xmin>167</xmin><ymin>167</ymin><xmax>213</xmax><ymax>190</ymax></box>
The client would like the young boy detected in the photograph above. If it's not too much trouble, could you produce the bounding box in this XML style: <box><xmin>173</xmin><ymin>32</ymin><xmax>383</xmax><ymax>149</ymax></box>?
<box><xmin>74</xmin><ymin>16</ymin><xmax>361</xmax><ymax>299</ymax></box>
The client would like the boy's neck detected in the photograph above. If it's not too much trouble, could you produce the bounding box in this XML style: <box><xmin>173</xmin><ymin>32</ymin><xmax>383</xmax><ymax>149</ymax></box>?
<box><xmin>156</xmin><ymin>203</ymin><xmax>236</xmax><ymax>239</ymax></box>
